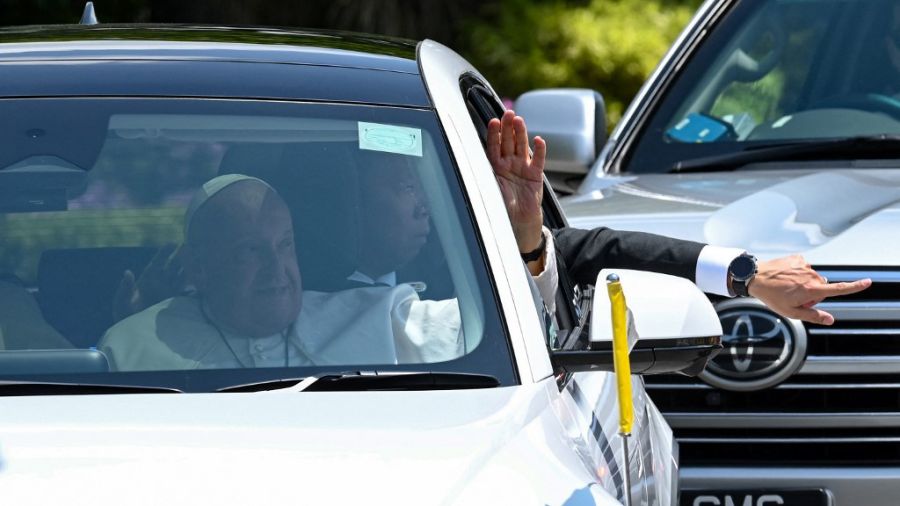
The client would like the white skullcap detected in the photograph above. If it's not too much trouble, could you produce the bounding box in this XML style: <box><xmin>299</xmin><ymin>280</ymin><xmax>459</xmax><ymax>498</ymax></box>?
<box><xmin>184</xmin><ymin>174</ymin><xmax>274</xmax><ymax>241</ymax></box>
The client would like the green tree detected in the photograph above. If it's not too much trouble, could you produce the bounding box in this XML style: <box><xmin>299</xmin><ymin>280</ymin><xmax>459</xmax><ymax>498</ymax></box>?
<box><xmin>463</xmin><ymin>0</ymin><xmax>700</xmax><ymax>129</ymax></box>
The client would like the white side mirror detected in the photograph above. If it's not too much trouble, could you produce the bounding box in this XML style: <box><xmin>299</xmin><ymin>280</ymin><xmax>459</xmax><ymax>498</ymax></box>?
<box><xmin>591</xmin><ymin>269</ymin><xmax>722</xmax><ymax>344</ymax></box>
<box><xmin>552</xmin><ymin>269</ymin><xmax>722</xmax><ymax>375</ymax></box>
<box><xmin>514</xmin><ymin>88</ymin><xmax>606</xmax><ymax>194</ymax></box>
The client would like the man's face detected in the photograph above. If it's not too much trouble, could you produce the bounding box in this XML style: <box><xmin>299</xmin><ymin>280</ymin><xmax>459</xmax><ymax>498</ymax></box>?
<box><xmin>188</xmin><ymin>182</ymin><xmax>302</xmax><ymax>337</ymax></box>
<box><xmin>358</xmin><ymin>163</ymin><xmax>430</xmax><ymax>277</ymax></box>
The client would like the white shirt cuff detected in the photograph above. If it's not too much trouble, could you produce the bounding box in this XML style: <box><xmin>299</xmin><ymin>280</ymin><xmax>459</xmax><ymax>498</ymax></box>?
<box><xmin>695</xmin><ymin>245</ymin><xmax>746</xmax><ymax>296</ymax></box>
<box><xmin>532</xmin><ymin>226</ymin><xmax>558</xmax><ymax>315</ymax></box>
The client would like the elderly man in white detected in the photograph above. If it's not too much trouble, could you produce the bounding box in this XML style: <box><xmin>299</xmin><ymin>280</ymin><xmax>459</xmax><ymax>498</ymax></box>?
<box><xmin>99</xmin><ymin>174</ymin><xmax>557</xmax><ymax>371</ymax></box>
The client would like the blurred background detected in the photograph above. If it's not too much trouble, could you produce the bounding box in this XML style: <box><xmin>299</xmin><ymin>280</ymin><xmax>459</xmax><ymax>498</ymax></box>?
<box><xmin>0</xmin><ymin>0</ymin><xmax>701</xmax><ymax>129</ymax></box>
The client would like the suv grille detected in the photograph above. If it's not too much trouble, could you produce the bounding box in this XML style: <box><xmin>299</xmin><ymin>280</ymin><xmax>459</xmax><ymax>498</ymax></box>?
<box><xmin>645</xmin><ymin>270</ymin><xmax>900</xmax><ymax>466</ymax></box>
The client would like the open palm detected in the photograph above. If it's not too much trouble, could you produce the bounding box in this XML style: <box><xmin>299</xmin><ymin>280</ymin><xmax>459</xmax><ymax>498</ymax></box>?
<box><xmin>486</xmin><ymin>111</ymin><xmax>547</xmax><ymax>252</ymax></box>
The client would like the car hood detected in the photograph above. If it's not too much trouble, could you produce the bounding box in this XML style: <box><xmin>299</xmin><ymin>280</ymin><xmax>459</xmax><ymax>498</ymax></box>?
<box><xmin>564</xmin><ymin>168</ymin><xmax>900</xmax><ymax>265</ymax></box>
<box><xmin>0</xmin><ymin>382</ymin><xmax>614</xmax><ymax>505</ymax></box>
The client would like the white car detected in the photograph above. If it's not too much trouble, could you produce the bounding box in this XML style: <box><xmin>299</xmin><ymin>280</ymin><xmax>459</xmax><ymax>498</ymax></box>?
<box><xmin>0</xmin><ymin>14</ymin><xmax>721</xmax><ymax>506</ymax></box>
<box><xmin>518</xmin><ymin>0</ymin><xmax>900</xmax><ymax>504</ymax></box>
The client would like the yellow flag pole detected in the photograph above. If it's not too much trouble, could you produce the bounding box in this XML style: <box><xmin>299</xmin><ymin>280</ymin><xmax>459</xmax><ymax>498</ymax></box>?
<box><xmin>606</xmin><ymin>273</ymin><xmax>633</xmax><ymax>506</ymax></box>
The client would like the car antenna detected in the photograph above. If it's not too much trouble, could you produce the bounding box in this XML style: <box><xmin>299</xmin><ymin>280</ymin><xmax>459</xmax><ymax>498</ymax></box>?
<box><xmin>80</xmin><ymin>2</ymin><xmax>99</xmax><ymax>25</ymax></box>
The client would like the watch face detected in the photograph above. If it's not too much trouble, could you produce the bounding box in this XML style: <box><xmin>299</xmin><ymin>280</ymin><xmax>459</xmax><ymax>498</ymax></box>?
<box><xmin>730</xmin><ymin>255</ymin><xmax>756</xmax><ymax>280</ymax></box>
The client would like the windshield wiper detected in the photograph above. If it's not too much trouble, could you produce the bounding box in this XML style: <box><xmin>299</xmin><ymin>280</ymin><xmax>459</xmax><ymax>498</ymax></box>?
<box><xmin>670</xmin><ymin>135</ymin><xmax>900</xmax><ymax>173</ymax></box>
<box><xmin>0</xmin><ymin>380</ymin><xmax>183</xmax><ymax>396</ymax></box>
<box><xmin>218</xmin><ymin>371</ymin><xmax>501</xmax><ymax>393</ymax></box>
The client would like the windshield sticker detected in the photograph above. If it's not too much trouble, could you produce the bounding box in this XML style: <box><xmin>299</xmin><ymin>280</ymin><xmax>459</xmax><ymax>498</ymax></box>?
<box><xmin>358</xmin><ymin>122</ymin><xmax>423</xmax><ymax>157</ymax></box>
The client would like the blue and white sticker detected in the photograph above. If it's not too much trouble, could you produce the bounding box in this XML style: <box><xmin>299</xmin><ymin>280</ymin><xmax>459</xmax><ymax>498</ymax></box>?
<box><xmin>358</xmin><ymin>121</ymin><xmax>423</xmax><ymax>157</ymax></box>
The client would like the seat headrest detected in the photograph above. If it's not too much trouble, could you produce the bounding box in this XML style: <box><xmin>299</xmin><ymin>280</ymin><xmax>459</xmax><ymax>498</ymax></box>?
<box><xmin>37</xmin><ymin>247</ymin><xmax>157</xmax><ymax>348</ymax></box>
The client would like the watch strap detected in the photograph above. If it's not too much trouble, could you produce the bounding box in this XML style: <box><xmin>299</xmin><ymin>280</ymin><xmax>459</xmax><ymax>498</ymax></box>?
<box><xmin>730</xmin><ymin>274</ymin><xmax>751</xmax><ymax>297</ymax></box>
<box><xmin>520</xmin><ymin>232</ymin><xmax>547</xmax><ymax>263</ymax></box>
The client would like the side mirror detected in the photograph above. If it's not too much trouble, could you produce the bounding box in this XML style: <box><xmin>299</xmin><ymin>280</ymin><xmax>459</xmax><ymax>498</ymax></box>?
<box><xmin>551</xmin><ymin>269</ymin><xmax>723</xmax><ymax>376</ymax></box>
<box><xmin>514</xmin><ymin>89</ymin><xmax>606</xmax><ymax>194</ymax></box>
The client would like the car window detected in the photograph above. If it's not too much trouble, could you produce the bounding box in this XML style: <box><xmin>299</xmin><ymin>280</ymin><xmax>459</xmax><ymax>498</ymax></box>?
<box><xmin>705</xmin><ymin>3</ymin><xmax>827</xmax><ymax>131</ymax></box>
<box><xmin>0</xmin><ymin>98</ymin><xmax>515</xmax><ymax>391</ymax></box>
<box><xmin>626</xmin><ymin>0</ymin><xmax>900</xmax><ymax>173</ymax></box>
<box><xmin>458</xmin><ymin>76</ymin><xmax>586</xmax><ymax>360</ymax></box>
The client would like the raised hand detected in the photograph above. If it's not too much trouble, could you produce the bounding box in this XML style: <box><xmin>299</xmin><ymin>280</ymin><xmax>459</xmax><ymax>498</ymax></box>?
<box><xmin>112</xmin><ymin>243</ymin><xmax>187</xmax><ymax>322</ymax></box>
<box><xmin>486</xmin><ymin>110</ymin><xmax>547</xmax><ymax>254</ymax></box>
<box><xmin>750</xmin><ymin>255</ymin><xmax>871</xmax><ymax>325</ymax></box>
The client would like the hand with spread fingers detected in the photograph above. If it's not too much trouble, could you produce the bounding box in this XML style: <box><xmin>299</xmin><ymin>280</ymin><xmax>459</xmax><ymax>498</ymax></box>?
<box><xmin>112</xmin><ymin>243</ymin><xmax>187</xmax><ymax>323</ymax></box>
<box><xmin>486</xmin><ymin>110</ymin><xmax>547</xmax><ymax>268</ymax></box>
<box><xmin>750</xmin><ymin>255</ymin><xmax>871</xmax><ymax>325</ymax></box>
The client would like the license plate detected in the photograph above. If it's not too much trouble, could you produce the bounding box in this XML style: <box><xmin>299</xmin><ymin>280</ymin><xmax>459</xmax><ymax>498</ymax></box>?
<box><xmin>680</xmin><ymin>489</ymin><xmax>830</xmax><ymax>506</ymax></box>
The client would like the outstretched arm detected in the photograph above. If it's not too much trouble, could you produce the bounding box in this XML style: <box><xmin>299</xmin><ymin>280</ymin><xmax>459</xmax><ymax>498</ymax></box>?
<box><xmin>485</xmin><ymin>111</ymin><xmax>871</xmax><ymax>325</ymax></box>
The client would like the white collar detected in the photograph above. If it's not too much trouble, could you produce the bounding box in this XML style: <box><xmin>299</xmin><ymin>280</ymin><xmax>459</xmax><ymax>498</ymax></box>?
<box><xmin>347</xmin><ymin>270</ymin><xmax>397</xmax><ymax>287</ymax></box>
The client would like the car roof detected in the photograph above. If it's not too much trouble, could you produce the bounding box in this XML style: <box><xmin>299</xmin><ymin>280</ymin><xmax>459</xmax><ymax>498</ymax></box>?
<box><xmin>0</xmin><ymin>25</ymin><xmax>430</xmax><ymax>106</ymax></box>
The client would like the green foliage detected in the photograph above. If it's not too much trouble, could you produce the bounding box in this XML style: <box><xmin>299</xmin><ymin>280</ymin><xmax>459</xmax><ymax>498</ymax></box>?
<box><xmin>0</xmin><ymin>208</ymin><xmax>182</xmax><ymax>283</ymax></box>
<box><xmin>711</xmin><ymin>71</ymin><xmax>786</xmax><ymax>126</ymax></box>
<box><xmin>462</xmin><ymin>0</ymin><xmax>701</xmax><ymax>128</ymax></box>
<box><xmin>711</xmin><ymin>17</ymin><xmax>823</xmax><ymax>128</ymax></box>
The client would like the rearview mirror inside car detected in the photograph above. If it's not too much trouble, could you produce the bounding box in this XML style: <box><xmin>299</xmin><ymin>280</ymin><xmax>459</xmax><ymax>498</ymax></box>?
<box><xmin>0</xmin><ymin>158</ymin><xmax>87</xmax><ymax>213</ymax></box>
<box><xmin>551</xmin><ymin>269</ymin><xmax>722</xmax><ymax>376</ymax></box>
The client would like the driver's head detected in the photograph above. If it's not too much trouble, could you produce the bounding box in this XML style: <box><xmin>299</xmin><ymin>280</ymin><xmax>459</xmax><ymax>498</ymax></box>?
<box><xmin>355</xmin><ymin>152</ymin><xmax>430</xmax><ymax>278</ymax></box>
<box><xmin>183</xmin><ymin>175</ymin><xmax>302</xmax><ymax>337</ymax></box>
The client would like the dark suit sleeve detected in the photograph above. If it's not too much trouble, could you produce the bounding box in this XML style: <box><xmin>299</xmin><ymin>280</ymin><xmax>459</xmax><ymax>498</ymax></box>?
<box><xmin>552</xmin><ymin>226</ymin><xmax>706</xmax><ymax>287</ymax></box>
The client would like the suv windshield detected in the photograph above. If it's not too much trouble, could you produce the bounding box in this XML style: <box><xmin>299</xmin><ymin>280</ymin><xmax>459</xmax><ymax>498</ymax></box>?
<box><xmin>0</xmin><ymin>98</ymin><xmax>514</xmax><ymax>391</ymax></box>
<box><xmin>627</xmin><ymin>0</ymin><xmax>900</xmax><ymax>173</ymax></box>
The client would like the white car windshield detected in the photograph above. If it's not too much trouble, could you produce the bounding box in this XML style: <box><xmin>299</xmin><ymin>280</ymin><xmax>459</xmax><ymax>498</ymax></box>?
<box><xmin>0</xmin><ymin>98</ymin><xmax>514</xmax><ymax>391</ymax></box>
<box><xmin>628</xmin><ymin>0</ymin><xmax>900</xmax><ymax>173</ymax></box>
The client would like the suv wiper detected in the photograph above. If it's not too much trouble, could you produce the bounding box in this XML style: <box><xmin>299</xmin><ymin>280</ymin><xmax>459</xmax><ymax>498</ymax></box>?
<box><xmin>218</xmin><ymin>371</ymin><xmax>501</xmax><ymax>393</ymax></box>
<box><xmin>670</xmin><ymin>135</ymin><xmax>900</xmax><ymax>173</ymax></box>
<box><xmin>0</xmin><ymin>380</ymin><xmax>183</xmax><ymax>396</ymax></box>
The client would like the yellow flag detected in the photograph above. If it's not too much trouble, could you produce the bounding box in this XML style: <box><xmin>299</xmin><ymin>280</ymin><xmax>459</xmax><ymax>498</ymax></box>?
<box><xmin>607</xmin><ymin>278</ymin><xmax>634</xmax><ymax>436</ymax></box>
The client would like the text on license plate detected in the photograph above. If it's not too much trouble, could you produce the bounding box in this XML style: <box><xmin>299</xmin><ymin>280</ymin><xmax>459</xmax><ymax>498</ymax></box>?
<box><xmin>680</xmin><ymin>489</ymin><xmax>830</xmax><ymax>506</ymax></box>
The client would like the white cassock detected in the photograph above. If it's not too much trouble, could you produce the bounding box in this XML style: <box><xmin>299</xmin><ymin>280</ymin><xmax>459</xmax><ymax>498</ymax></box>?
<box><xmin>98</xmin><ymin>229</ymin><xmax>557</xmax><ymax>372</ymax></box>
<box><xmin>98</xmin><ymin>286</ymin><xmax>462</xmax><ymax>372</ymax></box>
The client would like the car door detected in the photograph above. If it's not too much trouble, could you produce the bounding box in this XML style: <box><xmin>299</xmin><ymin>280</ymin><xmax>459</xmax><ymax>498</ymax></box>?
<box><xmin>427</xmin><ymin>49</ymin><xmax>676</xmax><ymax>504</ymax></box>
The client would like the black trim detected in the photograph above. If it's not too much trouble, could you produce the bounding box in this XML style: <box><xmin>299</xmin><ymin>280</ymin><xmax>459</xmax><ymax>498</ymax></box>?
<box><xmin>552</xmin><ymin>341</ymin><xmax>722</xmax><ymax>376</ymax></box>
<box><xmin>520</xmin><ymin>232</ymin><xmax>546</xmax><ymax>263</ymax></box>
<box><xmin>459</xmin><ymin>74</ymin><xmax>506</xmax><ymax>146</ymax></box>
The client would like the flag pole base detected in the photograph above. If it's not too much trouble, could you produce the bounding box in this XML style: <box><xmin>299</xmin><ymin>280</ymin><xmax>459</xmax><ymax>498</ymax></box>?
<box><xmin>620</xmin><ymin>431</ymin><xmax>633</xmax><ymax>506</ymax></box>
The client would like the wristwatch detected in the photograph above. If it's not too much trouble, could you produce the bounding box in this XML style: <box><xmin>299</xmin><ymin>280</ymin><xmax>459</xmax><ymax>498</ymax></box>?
<box><xmin>728</xmin><ymin>253</ymin><xmax>757</xmax><ymax>297</ymax></box>
<box><xmin>520</xmin><ymin>232</ymin><xmax>547</xmax><ymax>263</ymax></box>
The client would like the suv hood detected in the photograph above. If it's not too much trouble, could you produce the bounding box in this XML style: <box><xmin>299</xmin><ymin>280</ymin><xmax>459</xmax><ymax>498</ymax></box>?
<box><xmin>564</xmin><ymin>168</ymin><xmax>900</xmax><ymax>265</ymax></box>
<box><xmin>0</xmin><ymin>382</ymin><xmax>612</xmax><ymax>505</ymax></box>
